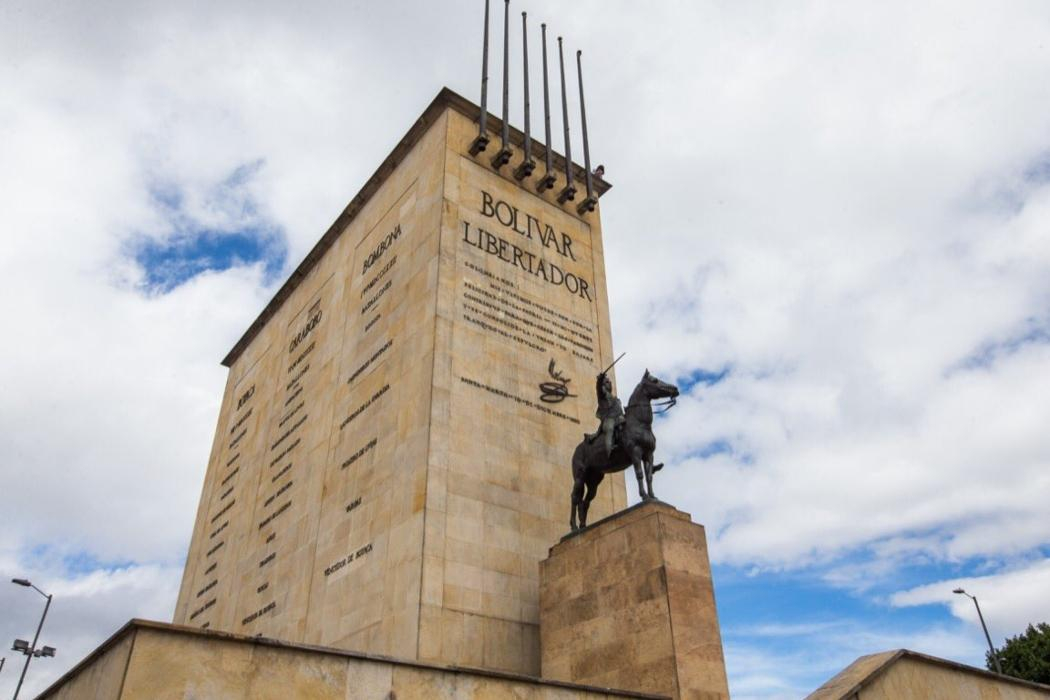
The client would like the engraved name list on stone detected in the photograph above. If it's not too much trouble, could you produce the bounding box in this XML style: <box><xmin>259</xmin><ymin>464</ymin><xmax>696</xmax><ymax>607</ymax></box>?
<box><xmin>239</xmin><ymin>279</ymin><xmax>337</xmax><ymax>636</ymax></box>
<box><xmin>305</xmin><ymin>183</ymin><xmax>423</xmax><ymax>649</ymax></box>
<box><xmin>180</xmin><ymin>355</ymin><xmax>269</xmax><ymax>633</ymax></box>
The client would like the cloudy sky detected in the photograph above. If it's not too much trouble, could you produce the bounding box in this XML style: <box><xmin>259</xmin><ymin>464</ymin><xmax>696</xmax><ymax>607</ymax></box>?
<box><xmin>2</xmin><ymin>1</ymin><xmax>1049</xmax><ymax>697</ymax></box>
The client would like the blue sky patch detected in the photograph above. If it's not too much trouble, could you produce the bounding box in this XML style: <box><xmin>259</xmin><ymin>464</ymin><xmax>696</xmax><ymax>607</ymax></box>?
<box><xmin>22</xmin><ymin>544</ymin><xmax>137</xmax><ymax>576</ymax></box>
<box><xmin>1022</xmin><ymin>151</ymin><xmax>1050</xmax><ymax>185</ymax></box>
<box><xmin>713</xmin><ymin>551</ymin><xmax>1006</xmax><ymax>693</ymax></box>
<box><xmin>697</xmin><ymin>439</ymin><xmax>734</xmax><ymax>458</ymax></box>
<box><xmin>128</xmin><ymin>161</ymin><xmax>287</xmax><ymax>293</ymax></box>
<box><xmin>953</xmin><ymin>316</ymin><xmax>1050</xmax><ymax>373</ymax></box>
<box><xmin>62</xmin><ymin>550</ymin><xmax>137</xmax><ymax>576</ymax></box>
<box><xmin>679</xmin><ymin>366</ymin><xmax>730</xmax><ymax>394</ymax></box>
<box><xmin>133</xmin><ymin>227</ymin><xmax>285</xmax><ymax>292</ymax></box>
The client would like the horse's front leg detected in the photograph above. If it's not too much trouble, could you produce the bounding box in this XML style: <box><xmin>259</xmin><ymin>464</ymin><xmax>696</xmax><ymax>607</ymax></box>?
<box><xmin>579</xmin><ymin>479</ymin><xmax>599</xmax><ymax>529</ymax></box>
<box><xmin>644</xmin><ymin>453</ymin><xmax>656</xmax><ymax>500</ymax></box>
<box><xmin>570</xmin><ymin>478</ymin><xmax>583</xmax><ymax>531</ymax></box>
<box><xmin>631</xmin><ymin>450</ymin><xmax>647</xmax><ymax>500</ymax></box>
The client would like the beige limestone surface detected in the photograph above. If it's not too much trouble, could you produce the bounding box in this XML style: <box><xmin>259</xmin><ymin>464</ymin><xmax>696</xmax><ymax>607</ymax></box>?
<box><xmin>872</xmin><ymin>658</ymin><xmax>1050</xmax><ymax>699</ymax></box>
<box><xmin>807</xmin><ymin>648</ymin><xmax>1050</xmax><ymax>700</ymax></box>
<box><xmin>44</xmin><ymin>629</ymin><xmax>134</xmax><ymax>700</ymax></box>
<box><xmin>173</xmin><ymin>88</ymin><xmax>625</xmax><ymax>676</ymax></box>
<box><xmin>38</xmin><ymin>620</ymin><xmax>666</xmax><ymax>700</ymax></box>
<box><xmin>540</xmin><ymin>500</ymin><xmax>730</xmax><ymax>700</ymax></box>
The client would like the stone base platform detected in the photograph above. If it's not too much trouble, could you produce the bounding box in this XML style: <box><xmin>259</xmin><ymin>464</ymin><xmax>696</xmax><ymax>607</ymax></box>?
<box><xmin>539</xmin><ymin>500</ymin><xmax>729</xmax><ymax>700</ymax></box>
<box><xmin>38</xmin><ymin>619</ymin><xmax>667</xmax><ymax>700</ymax></box>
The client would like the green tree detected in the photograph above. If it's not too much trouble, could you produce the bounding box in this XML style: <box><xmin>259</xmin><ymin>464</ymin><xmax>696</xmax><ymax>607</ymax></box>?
<box><xmin>989</xmin><ymin>622</ymin><xmax>1050</xmax><ymax>684</ymax></box>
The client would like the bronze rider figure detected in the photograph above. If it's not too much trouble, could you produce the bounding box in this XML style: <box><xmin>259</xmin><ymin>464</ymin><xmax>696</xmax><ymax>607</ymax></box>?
<box><xmin>592</xmin><ymin>371</ymin><xmax>625</xmax><ymax>458</ymax></box>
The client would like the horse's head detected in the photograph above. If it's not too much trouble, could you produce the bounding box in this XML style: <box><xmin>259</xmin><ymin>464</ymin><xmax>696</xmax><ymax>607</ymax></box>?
<box><xmin>640</xmin><ymin>369</ymin><xmax>680</xmax><ymax>401</ymax></box>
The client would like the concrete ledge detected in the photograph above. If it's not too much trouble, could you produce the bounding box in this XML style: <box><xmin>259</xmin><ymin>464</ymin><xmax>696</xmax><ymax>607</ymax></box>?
<box><xmin>38</xmin><ymin>619</ymin><xmax>668</xmax><ymax>699</ymax></box>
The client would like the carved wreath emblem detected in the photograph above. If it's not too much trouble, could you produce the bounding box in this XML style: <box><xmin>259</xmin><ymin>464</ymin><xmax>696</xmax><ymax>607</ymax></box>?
<box><xmin>539</xmin><ymin>358</ymin><xmax>576</xmax><ymax>403</ymax></box>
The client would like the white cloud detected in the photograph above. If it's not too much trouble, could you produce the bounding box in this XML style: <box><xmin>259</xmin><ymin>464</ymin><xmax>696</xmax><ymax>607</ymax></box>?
<box><xmin>891</xmin><ymin>558</ymin><xmax>1050</xmax><ymax>644</ymax></box>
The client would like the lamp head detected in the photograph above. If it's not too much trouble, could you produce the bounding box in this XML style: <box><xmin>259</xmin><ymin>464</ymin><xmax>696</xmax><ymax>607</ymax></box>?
<box><xmin>12</xmin><ymin>639</ymin><xmax>29</xmax><ymax>652</ymax></box>
<box><xmin>953</xmin><ymin>588</ymin><xmax>966</xmax><ymax>595</ymax></box>
<box><xmin>40</xmin><ymin>646</ymin><xmax>56</xmax><ymax>657</ymax></box>
<box><xmin>11</xmin><ymin>578</ymin><xmax>31</xmax><ymax>587</ymax></box>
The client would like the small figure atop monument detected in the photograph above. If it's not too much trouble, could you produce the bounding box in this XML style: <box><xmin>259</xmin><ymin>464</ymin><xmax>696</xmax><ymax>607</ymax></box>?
<box><xmin>570</xmin><ymin>363</ymin><xmax>679</xmax><ymax>530</ymax></box>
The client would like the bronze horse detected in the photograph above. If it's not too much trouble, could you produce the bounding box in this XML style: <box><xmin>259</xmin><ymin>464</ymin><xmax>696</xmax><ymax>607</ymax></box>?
<box><xmin>570</xmin><ymin>370</ymin><xmax>679</xmax><ymax>530</ymax></box>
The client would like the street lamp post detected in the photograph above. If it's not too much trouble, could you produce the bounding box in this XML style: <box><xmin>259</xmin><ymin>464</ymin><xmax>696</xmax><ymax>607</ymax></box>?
<box><xmin>953</xmin><ymin>587</ymin><xmax>1002</xmax><ymax>674</ymax></box>
<box><xmin>11</xmin><ymin>578</ymin><xmax>54</xmax><ymax>700</ymax></box>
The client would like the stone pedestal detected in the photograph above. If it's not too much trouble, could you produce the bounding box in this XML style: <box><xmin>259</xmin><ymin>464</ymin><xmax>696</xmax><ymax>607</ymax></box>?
<box><xmin>539</xmin><ymin>501</ymin><xmax>729</xmax><ymax>700</ymax></box>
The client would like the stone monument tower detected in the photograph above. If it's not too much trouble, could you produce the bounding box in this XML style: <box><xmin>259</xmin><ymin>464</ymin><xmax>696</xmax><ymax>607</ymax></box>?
<box><xmin>172</xmin><ymin>86</ymin><xmax>626</xmax><ymax>676</ymax></box>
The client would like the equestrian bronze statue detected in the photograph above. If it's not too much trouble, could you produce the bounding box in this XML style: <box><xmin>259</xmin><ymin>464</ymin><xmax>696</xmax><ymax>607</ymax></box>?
<box><xmin>570</xmin><ymin>366</ymin><xmax>679</xmax><ymax>530</ymax></box>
